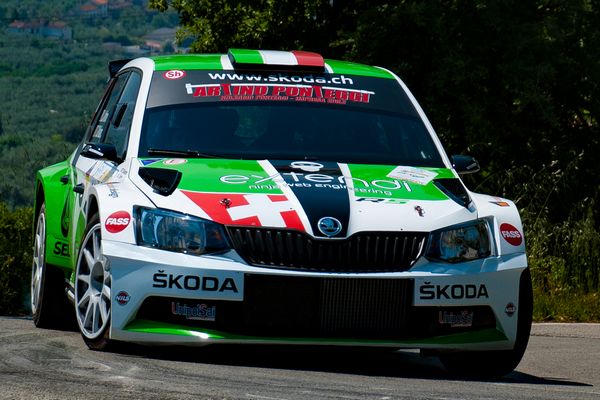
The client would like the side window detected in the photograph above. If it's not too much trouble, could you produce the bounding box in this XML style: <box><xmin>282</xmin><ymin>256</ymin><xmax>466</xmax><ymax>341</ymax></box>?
<box><xmin>103</xmin><ymin>71</ymin><xmax>142</xmax><ymax>158</ymax></box>
<box><xmin>87</xmin><ymin>72</ymin><xmax>130</xmax><ymax>144</ymax></box>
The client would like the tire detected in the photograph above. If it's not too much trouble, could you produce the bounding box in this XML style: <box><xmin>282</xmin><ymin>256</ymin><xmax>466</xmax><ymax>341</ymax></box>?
<box><xmin>439</xmin><ymin>268</ymin><xmax>533</xmax><ymax>378</ymax></box>
<box><xmin>31</xmin><ymin>203</ymin><xmax>74</xmax><ymax>329</ymax></box>
<box><xmin>74</xmin><ymin>213</ymin><xmax>113</xmax><ymax>350</ymax></box>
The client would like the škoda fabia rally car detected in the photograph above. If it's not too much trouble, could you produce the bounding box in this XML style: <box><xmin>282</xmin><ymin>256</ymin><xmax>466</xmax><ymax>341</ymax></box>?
<box><xmin>31</xmin><ymin>49</ymin><xmax>532</xmax><ymax>377</ymax></box>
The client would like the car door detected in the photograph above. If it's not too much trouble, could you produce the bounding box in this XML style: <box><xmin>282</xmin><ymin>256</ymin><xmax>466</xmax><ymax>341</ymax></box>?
<box><xmin>70</xmin><ymin>69</ymin><xmax>142</xmax><ymax>261</ymax></box>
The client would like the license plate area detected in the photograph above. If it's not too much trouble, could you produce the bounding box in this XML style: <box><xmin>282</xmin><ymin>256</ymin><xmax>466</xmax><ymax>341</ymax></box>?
<box><xmin>438</xmin><ymin>310</ymin><xmax>474</xmax><ymax>327</ymax></box>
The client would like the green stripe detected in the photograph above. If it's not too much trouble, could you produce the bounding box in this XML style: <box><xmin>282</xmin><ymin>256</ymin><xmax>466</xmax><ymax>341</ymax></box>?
<box><xmin>228</xmin><ymin>49</ymin><xmax>264</xmax><ymax>65</ymax></box>
<box><xmin>152</xmin><ymin>54</ymin><xmax>224</xmax><ymax>71</ymax></box>
<box><xmin>326</xmin><ymin>59</ymin><xmax>395</xmax><ymax>79</ymax></box>
<box><xmin>125</xmin><ymin>319</ymin><xmax>507</xmax><ymax>345</ymax></box>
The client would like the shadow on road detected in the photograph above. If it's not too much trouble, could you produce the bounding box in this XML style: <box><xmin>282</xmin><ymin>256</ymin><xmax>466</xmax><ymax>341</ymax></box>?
<box><xmin>110</xmin><ymin>343</ymin><xmax>592</xmax><ymax>387</ymax></box>
<box><xmin>505</xmin><ymin>371</ymin><xmax>592</xmax><ymax>387</ymax></box>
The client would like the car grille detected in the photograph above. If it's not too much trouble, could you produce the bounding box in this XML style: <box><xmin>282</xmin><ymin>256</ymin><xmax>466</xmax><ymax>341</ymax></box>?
<box><xmin>243</xmin><ymin>275</ymin><xmax>414</xmax><ymax>338</ymax></box>
<box><xmin>226</xmin><ymin>227</ymin><xmax>428</xmax><ymax>272</ymax></box>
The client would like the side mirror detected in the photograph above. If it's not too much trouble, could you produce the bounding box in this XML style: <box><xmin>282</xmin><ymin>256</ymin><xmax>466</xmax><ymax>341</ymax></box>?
<box><xmin>81</xmin><ymin>143</ymin><xmax>120</xmax><ymax>164</ymax></box>
<box><xmin>451</xmin><ymin>155</ymin><xmax>480</xmax><ymax>175</ymax></box>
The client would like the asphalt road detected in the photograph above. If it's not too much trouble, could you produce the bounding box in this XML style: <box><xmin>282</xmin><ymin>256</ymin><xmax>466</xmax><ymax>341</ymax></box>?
<box><xmin>0</xmin><ymin>317</ymin><xmax>598</xmax><ymax>400</ymax></box>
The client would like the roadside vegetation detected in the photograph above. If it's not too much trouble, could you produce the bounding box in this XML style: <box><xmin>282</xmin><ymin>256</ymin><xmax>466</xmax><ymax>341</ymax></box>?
<box><xmin>1</xmin><ymin>1</ymin><xmax>599</xmax><ymax>321</ymax></box>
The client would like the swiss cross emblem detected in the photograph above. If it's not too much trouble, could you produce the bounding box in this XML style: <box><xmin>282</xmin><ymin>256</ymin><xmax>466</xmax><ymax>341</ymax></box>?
<box><xmin>182</xmin><ymin>192</ymin><xmax>305</xmax><ymax>230</ymax></box>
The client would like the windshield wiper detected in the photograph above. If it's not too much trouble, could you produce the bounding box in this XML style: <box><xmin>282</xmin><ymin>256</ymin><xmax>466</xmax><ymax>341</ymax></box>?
<box><xmin>147</xmin><ymin>148</ymin><xmax>220</xmax><ymax>158</ymax></box>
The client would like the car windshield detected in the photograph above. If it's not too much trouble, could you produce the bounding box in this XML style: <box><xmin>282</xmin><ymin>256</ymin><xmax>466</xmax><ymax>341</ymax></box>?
<box><xmin>139</xmin><ymin>70</ymin><xmax>445</xmax><ymax>167</ymax></box>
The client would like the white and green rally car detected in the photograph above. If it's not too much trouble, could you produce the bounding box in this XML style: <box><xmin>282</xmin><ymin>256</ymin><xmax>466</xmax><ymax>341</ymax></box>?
<box><xmin>31</xmin><ymin>49</ymin><xmax>532</xmax><ymax>376</ymax></box>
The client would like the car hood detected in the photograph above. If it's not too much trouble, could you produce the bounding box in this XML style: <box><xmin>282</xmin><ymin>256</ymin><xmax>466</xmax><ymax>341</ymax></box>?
<box><xmin>131</xmin><ymin>158</ymin><xmax>477</xmax><ymax>237</ymax></box>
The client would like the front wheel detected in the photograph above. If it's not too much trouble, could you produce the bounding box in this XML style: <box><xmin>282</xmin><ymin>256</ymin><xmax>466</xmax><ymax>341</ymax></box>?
<box><xmin>74</xmin><ymin>213</ymin><xmax>112</xmax><ymax>350</ymax></box>
<box><xmin>439</xmin><ymin>268</ymin><xmax>533</xmax><ymax>378</ymax></box>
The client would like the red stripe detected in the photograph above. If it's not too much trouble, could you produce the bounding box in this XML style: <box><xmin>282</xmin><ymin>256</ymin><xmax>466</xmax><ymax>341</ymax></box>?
<box><xmin>291</xmin><ymin>50</ymin><xmax>324</xmax><ymax>67</ymax></box>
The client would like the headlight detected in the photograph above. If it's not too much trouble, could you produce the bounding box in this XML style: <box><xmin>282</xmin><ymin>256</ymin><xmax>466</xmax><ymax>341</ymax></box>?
<box><xmin>425</xmin><ymin>219</ymin><xmax>491</xmax><ymax>263</ymax></box>
<box><xmin>134</xmin><ymin>207</ymin><xmax>230</xmax><ymax>255</ymax></box>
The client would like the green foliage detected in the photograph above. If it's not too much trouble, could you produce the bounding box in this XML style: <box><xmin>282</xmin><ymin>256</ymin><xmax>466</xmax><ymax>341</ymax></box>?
<box><xmin>0</xmin><ymin>204</ymin><xmax>32</xmax><ymax>315</ymax></box>
<box><xmin>526</xmin><ymin>205</ymin><xmax>600</xmax><ymax>321</ymax></box>
<box><xmin>148</xmin><ymin>0</ymin><xmax>337</xmax><ymax>53</ymax></box>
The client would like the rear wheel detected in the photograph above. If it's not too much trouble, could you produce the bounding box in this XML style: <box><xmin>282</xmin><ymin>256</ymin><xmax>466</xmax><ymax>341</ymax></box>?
<box><xmin>75</xmin><ymin>213</ymin><xmax>113</xmax><ymax>350</ymax></box>
<box><xmin>31</xmin><ymin>203</ymin><xmax>73</xmax><ymax>329</ymax></box>
<box><xmin>439</xmin><ymin>268</ymin><xmax>533</xmax><ymax>378</ymax></box>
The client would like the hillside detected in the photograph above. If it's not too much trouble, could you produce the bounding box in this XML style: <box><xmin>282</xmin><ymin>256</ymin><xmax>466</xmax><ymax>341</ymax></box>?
<box><xmin>0</xmin><ymin>0</ymin><xmax>178</xmax><ymax>207</ymax></box>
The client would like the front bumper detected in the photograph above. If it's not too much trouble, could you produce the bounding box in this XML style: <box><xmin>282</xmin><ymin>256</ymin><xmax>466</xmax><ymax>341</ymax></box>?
<box><xmin>106</xmin><ymin>240</ymin><xmax>527</xmax><ymax>350</ymax></box>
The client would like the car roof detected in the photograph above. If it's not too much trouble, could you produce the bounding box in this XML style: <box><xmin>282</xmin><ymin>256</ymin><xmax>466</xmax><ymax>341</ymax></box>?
<box><xmin>148</xmin><ymin>49</ymin><xmax>395</xmax><ymax>80</ymax></box>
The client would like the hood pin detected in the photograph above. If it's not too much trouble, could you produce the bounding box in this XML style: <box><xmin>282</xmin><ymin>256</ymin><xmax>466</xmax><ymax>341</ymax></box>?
<box><xmin>414</xmin><ymin>205</ymin><xmax>425</xmax><ymax>217</ymax></box>
<box><xmin>220</xmin><ymin>198</ymin><xmax>232</xmax><ymax>208</ymax></box>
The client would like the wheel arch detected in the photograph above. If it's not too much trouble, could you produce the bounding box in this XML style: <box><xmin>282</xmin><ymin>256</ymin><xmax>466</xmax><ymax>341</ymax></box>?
<box><xmin>87</xmin><ymin>194</ymin><xmax>100</xmax><ymax>221</ymax></box>
<box><xmin>33</xmin><ymin>179</ymin><xmax>45</xmax><ymax>230</ymax></box>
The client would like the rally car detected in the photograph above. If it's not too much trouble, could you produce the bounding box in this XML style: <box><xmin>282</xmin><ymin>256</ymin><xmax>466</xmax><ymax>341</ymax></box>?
<box><xmin>31</xmin><ymin>49</ymin><xmax>532</xmax><ymax>377</ymax></box>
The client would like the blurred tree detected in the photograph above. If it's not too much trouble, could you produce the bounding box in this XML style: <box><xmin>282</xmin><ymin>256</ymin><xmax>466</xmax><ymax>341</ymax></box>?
<box><xmin>148</xmin><ymin>0</ymin><xmax>345</xmax><ymax>56</ymax></box>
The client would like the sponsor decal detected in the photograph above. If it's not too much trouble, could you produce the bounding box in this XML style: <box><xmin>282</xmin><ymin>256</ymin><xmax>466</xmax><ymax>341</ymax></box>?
<box><xmin>414</xmin><ymin>205</ymin><xmax>425</xmax><ymax>217</ymax></box>
<box><xmin>114</xmin><ymin>167</ymin><xmax>128</xmax><ymax>181</ymax></box>
<box><xmin>505</xmin><ymin>302</ymin><xmax>516</xmax><ymax>317</ymax></box>
<box><xmin>53</xmin><ymin>240</ymin><xmax>70</xmax><ymax>257</ymax></box>
<box><xmin>107</xmin><ymin>183</ymin><xmax>119</xmax><ymax>199</ymax></box>
<box><xmin>152</xmin><ymin>270</ymin><xmax>239</xmax><ymax>293</ymax></box>
<box><xmin>164</xmin><ymin>158</ymin><xmax>187</xmax><ymax>165</ymax></box>
<box><xmin>500</xmin><ymin>223</ymin><xmax>522</xmax><ymax>246</ymax></box>
<box><xmin>207</xmin><ymin>72</ymin><xmax>354</xmax><ymax>86</ymax></box>
<box><xmin>387</xmin><ymin>166</ymin><xmax>438</xmax><ymax>185</ymax></box>
<box><xmin>85</xmin><ymin>161</ymin><xmax>118</xmax><ymax>183</ymax></box>
<box><xmin>355</xmin><ymin>198</ymin><xmax>408</xmax><ymax>204</ymax></box>
<box><xmin>105</xmin><ymin>211</ymin><xmax>131</xmax><ymax>233</ymax></box>
<box><xmin>185</xmin><ymin>82</ymin><xmax>374</xmax><ymax>105</ymax></box>
<box><xmin>115</xmin><ymin>291</ymin><xmax>131</xmax><ymax>306</ymax></box>
<box><xmin>317</xmin><ymin>217</ymin><xmax>342</xmax><ymax>237</ymax></box>
<box><xmin>171</xmin><ymin>302</ymin><xmax>216</xmax><ymax>321</ymax></box>
<box><xmin>163</xmin><ymin>70</ymin><xmax>186</xmax><ymax>80</ymax></box>
<box><xmin>219</xmin><ymin>172</ymin><xmax>408</xmax><ymax>197</ymax></box>
<box><xmin>290</xmin><ymin>161</ymin><xmax>323</xmax><ymax>172</ymax></box>
<box><xmin>439</xmin><ymin>310</ymin><xmax>474</xmax><ymax>327</ymax></box>
<box><xmin>419</xmin><ymin>282</ymin><xmax>489</xmax><ymax>300</ymax></box>
<box><xmin>490</xmin><ymin>197</ymin><xmax>510</xmax><ymax>207</ymax></box>
<box><xmin>182</xmin><ymin>192</ymin><xmax>304</xmax><ymax>230</ymax></box>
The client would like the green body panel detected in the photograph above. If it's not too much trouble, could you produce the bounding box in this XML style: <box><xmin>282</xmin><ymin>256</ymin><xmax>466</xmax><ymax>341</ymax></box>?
<box><xmin>325</xmin><ymin>60</ymin><xmax>395</xmax><ymax>79</ymax></box>
<box><xmin>346</xmin><ymin>164</ymin><xmax>455</xmax><ymax>200</ymax></box>
<box><xmin>125</xmin><ymin>319</ymin><xmax>507</xmax><ymax>345</ymax></box>
<box><xmin>152</xmin><ymin>158</ymin><xmax>283</xmax><ymax>194</ymax></box>
<box><xmin>152</xmin><ymin>54</ymin><xmax>224</xmax><ymax>71</ymax></box>
<box><xmin>35</xmin><ymin>160</ymin><xmax>74</xmax><ymax>271</ymax></box>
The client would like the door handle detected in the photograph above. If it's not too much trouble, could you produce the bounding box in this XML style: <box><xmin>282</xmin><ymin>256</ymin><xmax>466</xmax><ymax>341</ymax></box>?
<box><xmin>60</xmin><ymin>175</ymin><xmax>69</xmax><ymax>185</ymax></box>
